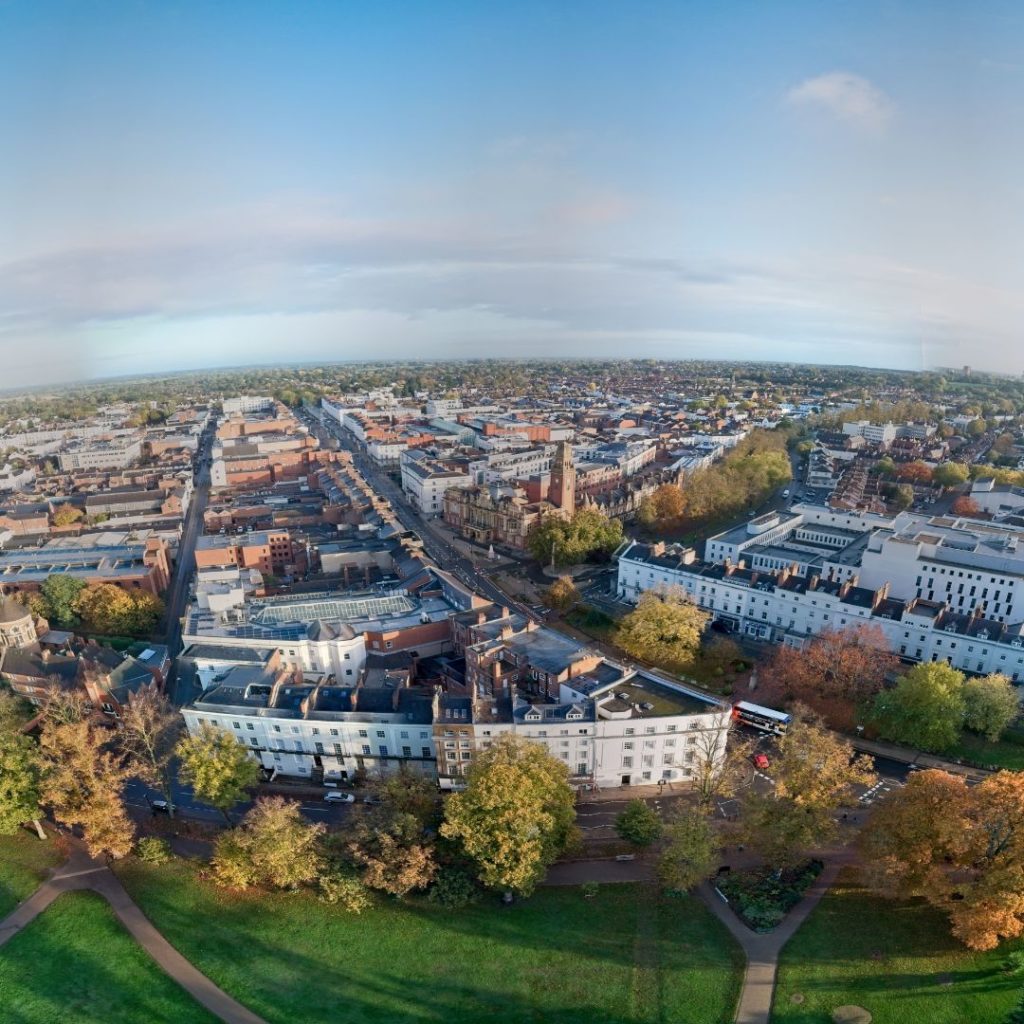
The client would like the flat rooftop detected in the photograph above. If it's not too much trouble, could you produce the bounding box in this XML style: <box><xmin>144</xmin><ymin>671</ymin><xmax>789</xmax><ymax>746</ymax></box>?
<box><xmin>609</xmin><ymin>673</ymin><xmax>726</xmax><ymax>718</ymax></box>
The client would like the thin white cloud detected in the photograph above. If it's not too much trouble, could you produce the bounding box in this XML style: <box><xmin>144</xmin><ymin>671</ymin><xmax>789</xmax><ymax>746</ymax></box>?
<box><xmin>786</xmin><ymin>72</ymin><xmax>893</xmax><ymax>129</ymax></box>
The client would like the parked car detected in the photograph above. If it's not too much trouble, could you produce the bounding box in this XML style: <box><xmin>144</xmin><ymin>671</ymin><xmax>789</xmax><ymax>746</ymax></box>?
<box><xmin>324</xmin><ymin>791</ymin><xmax>354</xmax><ymax>803</ymax></box>
<box><xmin>150</xmin><ymin>799</ymin><xmax>172</xmax><ymax>814</ymax></box>
<box><xmin>362</xmin><ymin>795</ymin><xmax>381</xmax><ymax>805</ymax></box>
<box><xmin>752</xmin><ymin>753</ymin><xmax>771</xmax><ymax>771</ymax></box>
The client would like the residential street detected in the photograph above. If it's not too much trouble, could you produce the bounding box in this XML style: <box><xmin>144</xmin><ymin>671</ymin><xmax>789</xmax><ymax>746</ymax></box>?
<box><xmin>165</xmin><ymin>424</ymin><xmax>215</xmax><ymax>704</ymax></box>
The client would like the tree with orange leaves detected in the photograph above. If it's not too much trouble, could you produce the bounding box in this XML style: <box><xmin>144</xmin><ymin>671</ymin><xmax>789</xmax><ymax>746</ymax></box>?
<box><xmin>860</xmin><ymin>769</ymin><xmax>1024</xmax><ymax>950</ymax></box>
<box><xmin>758</xmin><ymin>625</ymin><xmax>897</xmax><ymax>729</ymax></box>
<box><xmin>951</xmin><ymin>495</ymin><xmax>982</xmax><ymax>518</ymax></box>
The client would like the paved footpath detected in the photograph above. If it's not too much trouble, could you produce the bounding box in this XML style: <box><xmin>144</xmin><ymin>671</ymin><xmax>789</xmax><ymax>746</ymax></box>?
<box><xmin>696</xmin><ymin>848</ymin><xmax>856</xmax><ymax>1024</ymax></box>
<box><xmin>0</xmin><ymin>838</ymin><xmax>267</xmax><ymax>1024</ymax></box>
<box><xmin>544</xmin><ymin>845</ymin><xmax>855</xmax><ymax>1024</ymax></box>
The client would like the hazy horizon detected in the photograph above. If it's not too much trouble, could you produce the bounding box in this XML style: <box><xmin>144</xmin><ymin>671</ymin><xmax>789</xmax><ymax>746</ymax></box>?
<box><xmin>3</xmin><ymin>1</ymin><xmax>1023</xmax><ymax>387</ymax></box>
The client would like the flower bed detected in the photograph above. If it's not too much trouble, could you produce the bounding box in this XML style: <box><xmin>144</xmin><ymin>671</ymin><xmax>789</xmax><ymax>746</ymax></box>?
<box><xmin>718</xmin><ymin>860</ymin><xmax>823</xmax><ymax>932</ymax></box>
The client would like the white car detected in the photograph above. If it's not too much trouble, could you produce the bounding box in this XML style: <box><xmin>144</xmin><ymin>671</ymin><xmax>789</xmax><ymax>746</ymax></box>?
<box><xmin>324</xmin><ymin>791</ymin><xmax>355</xmax><ymax>803</ymax></box>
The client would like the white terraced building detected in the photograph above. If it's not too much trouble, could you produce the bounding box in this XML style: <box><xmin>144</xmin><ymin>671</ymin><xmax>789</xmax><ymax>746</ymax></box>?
<box><xmin>618</xmin><ymin>538</ymin><xmax>1024</xmax><ymax>680</ymax></box>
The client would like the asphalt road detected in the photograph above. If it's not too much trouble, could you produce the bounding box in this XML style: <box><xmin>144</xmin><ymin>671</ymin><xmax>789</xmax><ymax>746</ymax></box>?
<box><xmin>164</xmin><ymin>425</ymin><xmax>215</xmax><ymax>703</ymax></box>
<box><xmin>124</xmin><ymin>775</ymin><xmax>355</xmax><ymax>827</ymax></box>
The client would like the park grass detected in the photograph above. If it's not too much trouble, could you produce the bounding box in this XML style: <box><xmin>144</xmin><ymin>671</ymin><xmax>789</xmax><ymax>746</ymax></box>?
<box><xmin>117</xmin><ymin>858</ymin><xmax>744</xmax><ymax>1024</ymax></box>
<box><xmin>947</xmin><ymin>731</ymin><xmax>1024</xmax><ymax>771</ymax></box>
<box><xmin>0</xmin><ymin>831</ymin><xmax>61</xmax><ymax>918</ymax></box>
<box><xmin>773</xmin><ymin>873</ymin><xmax>1024</xmax><ymax>1024</ymax></box>
<box><xmin>0</xmin><ymin>891</ymin><xmax>217</xmax><ymax>1024</ymax></box>
<box><xmin>566</xmin><ymin>603</ymin><xmax>620</xmax><ymax>643</ymax></box>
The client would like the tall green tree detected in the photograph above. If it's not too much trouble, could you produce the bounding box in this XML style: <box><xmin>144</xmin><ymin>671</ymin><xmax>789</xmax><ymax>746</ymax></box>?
<box><xmin>527</xmin><ymin>508</ymin><xmax>623</xmax><ymax>567</ymax></box>
<box><xmin>615</xmin><ymin>798</ymin><xmax>662</xmax><ymax>847</ymax></box>
<box><xmin>872</xmin><ymin>663</ymin><xmax>967</xmax><ymax>753</ymax></box>
<box><xmin>0</xmin><ymin>731</ymin><xmax>46</xmax><ymax>839</ymax></box>
<box><xmin>658</xmin><ymin>810</ymin><xmax>717</xmax><ymax>891</ymax></box>
<box><xmin>212</xmin><ymin>797</ymin><xmax>325</xmax><ymax>890</ymax></box>
<box><xmin>38</xmin><ymin>575</ymin><xmax>87</xmax><ymax>627</ymax></box>
<box><xmin>933</xmin><ymin>462</ymin><xmax>971</xmax><ymax>488</ymax></box>
<box><xmin>963</xmin><ymin>673</ymin><xmax>1019</xmax><ymax>742</ymax></box>
<box><xmin>176</xmin><ymin>723</ymin><xmax>261</xmax><ymax>824</ymax></box>
<box><xmin>440</xmin><ymin>734</ymin><xmax>576</xmax><ymax>897</ymax></box>
<box><xmin>0</xmin><ymin>687</ymin><xmax>34</xmax><ymax>734</ymax></box>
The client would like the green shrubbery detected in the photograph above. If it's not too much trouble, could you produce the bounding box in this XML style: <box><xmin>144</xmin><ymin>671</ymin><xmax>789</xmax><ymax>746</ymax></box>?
<box><xmin>718</xmin><ymin>860</ymin><xmax>823</xmax><ymax>932</ymax></box>
<box><xmin>135</xmin><ymin>837</ymin><xmax>172</xmax><ymax>864</ymax></box>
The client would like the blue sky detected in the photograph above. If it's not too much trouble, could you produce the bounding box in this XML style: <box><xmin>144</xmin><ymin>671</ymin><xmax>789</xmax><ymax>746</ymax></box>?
<box><xmin>1</xmin><ymin>1</ymin><xmax>1022</xmax><ymax>386</ymax></box>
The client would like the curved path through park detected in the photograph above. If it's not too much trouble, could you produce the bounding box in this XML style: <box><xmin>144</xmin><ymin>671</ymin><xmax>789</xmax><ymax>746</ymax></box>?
<box><xmin>0</xmin><ymin>839</ymin><xmax>267</xmax><ymax>1024</ymax></box>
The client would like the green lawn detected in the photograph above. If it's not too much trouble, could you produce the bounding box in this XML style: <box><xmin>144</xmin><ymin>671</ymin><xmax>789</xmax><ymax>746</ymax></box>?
<box><xmin>565</xmin><ymin>604</ymin><xmax>620</xmax><ymax>643</ymax></box>
<box><xmin>0</xmin><ymin>832</ymin><xmax>61</xmax><ymax>918</ymax></box>
<box><xmin>947</xmin><ymin>732</ymin><xmax>1024</xmax><ymax>771</ymax></box>
<box><xmin>773</xmin><ymin>874</ymin><xmax>1024</xmax><ymax>1024</ymax></box>
<box><xmin>0</xmin><ymin>891</ymin><xmax>217</xmax><ymax>1024</ymax></box>
<box><xmin>117</xmin><ymin>859</ymin><xmax>744</xmax><ymax>1024</ymax></box>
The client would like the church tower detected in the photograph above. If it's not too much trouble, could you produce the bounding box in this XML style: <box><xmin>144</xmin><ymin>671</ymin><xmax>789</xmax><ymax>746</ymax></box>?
<box><xmin>548</xmin><ymin>441</ymin><xmax>576</xmax><ymax>512</ymax></box>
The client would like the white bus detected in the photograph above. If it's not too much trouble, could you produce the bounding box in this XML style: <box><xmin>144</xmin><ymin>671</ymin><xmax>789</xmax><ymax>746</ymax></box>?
<box><xmin>733</xmin><ymin>701</ymin><xmax>791</xmax><ymax>736</ymax></box>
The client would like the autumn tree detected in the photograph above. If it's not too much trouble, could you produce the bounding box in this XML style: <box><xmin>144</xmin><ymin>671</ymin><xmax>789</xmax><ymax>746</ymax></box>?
<box><xmin>440</xmin><ymin>734</ymin><xmax>576</xmax><ymax>897</ymax></box>
<box><xmin>51</xmin><ymin>504</ymin><xmax>83</xmax><ymax>527</ymax></box>
<box><xmin>120</xmin><ymin>685</ymin><xmax>183</xmax><ymax>815</ymax></box>
<box><xmin>0</xmin><ymin>731</ymin><xmax>46</xmax><ymax>839</ymax></box>
<box><xmin>76</xmin><ymin>584</ymin><xmax>163</xmax><ymax>636</ymax></box>
<box><xmin>39</xmin><ymin>716</ymin><xmax>134</xmax><ymax>858</ymax></box>
<box><xmin>741</xmin><ymin>710</ymin><xmax>875</xmax><ymax>866</ymax></box>
<box><xmin>895</xmin><ymin>461</ymin><xmax>933</xmax><ymax>485</ymax></box>
<box><xmin>760</xmin><ymin>625</ymin><xmax>896</xmax><ymax>728</ymax></box>
<box><xmin>176</xmin><ymin>723</ymin><xmax>261</xmax><ymax>824</ymax></box>
<box><xmin>658</xmin><ymin>809</ymin><xmax>717</xmax><ymax>891</ymax></box>
<box><xmin>543</xmin><ymin>575</ymin><xmax>581</xmax><ymax>613</ymax></box>
<box><xmin>615</xmin><ymin>799</ymin><xmax>662</xmax><ymax>847</ymax></box>
<box><xmin>860</xmin><ymin>770</ymin><xmax>1024</xmax><ymax>950</ymax></box>
<box><xmin>951</xmin><ymin>495</ymin><xmax>982</xmax><ymax>517</ymax></box>
<box><xmin>616</xmin><ymin>586</ymin><xmax>709</xmax><ymax>674</ymax></box>
<box><xmin>212</xmin><ymin>797</ymin><xmax>325</xmax><ymax>890</ymax></box>
<box><xmin>637</xmin><ymin>484</ymin><xmax>686</xmax><ymax>529</ymax></box>
<box><xmin>963</xmin><ymin>673</ymin><xmax>1019</xmax><ymax>742</ymax></box>
<box><xmin>872</xmin><ymin>663</ymin><xmax>966</xmax><ymax>753</ymax></box>
<box><xmin>348</xmin><ymin>810</ymin><xmax>437</xmax><ymax>897</ymax></box>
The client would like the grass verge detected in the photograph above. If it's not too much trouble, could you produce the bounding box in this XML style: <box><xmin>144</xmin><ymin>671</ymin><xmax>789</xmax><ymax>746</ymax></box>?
<box><xmin>0</xmin><ymin>831</ymin><xmax>61</xmax><ymax>919</ymax></box>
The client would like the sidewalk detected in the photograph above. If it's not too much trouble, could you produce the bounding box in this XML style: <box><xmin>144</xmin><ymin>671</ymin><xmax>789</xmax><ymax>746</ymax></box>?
<box><xmin>578</xmin><ymin>780</ymin><xmax>691</xmax><ymax>804</ymax></box>
<box><xmin>851</xmin><ymin>736</ymin><xmax>994</xmax><ymax>779</ymax></box>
